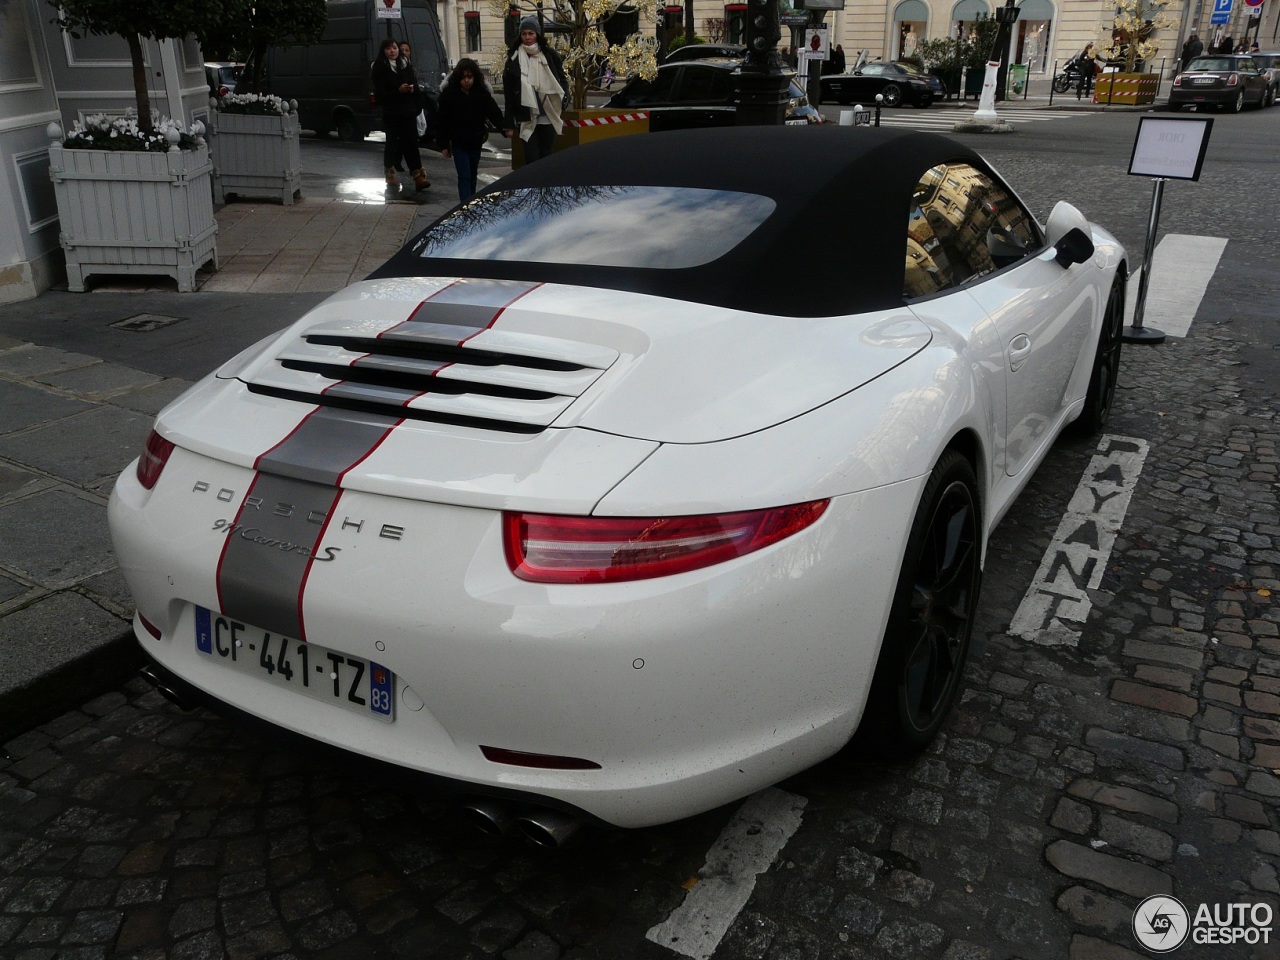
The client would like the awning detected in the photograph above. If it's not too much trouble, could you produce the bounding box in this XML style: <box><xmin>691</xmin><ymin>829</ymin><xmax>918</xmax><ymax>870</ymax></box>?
<box><xmin>1017</xmin><ymin>0</ymin><xmax>1055</xmax><ymax>20</ymax></box>
<box><xmin>893</xmin><ymin>0</ymin><xmax>929</xmax><ymax>23</ymax></box>
<box><xmin>952</xmin><ymin>0</ymin><xmax>991</xmax><ymax>21</ymax></box>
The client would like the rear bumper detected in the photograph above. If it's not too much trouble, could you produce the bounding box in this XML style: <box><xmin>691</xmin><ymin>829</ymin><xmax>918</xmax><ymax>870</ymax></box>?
<box><xmin>109</xmin><ymin>448</ymin><xmax>924</xmax><ymax>828</ymax></box>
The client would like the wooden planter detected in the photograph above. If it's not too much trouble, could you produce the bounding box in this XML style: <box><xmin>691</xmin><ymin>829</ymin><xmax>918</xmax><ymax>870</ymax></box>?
<box><xmin>1093</xmin><ymin>72</ymin><xmax>1159</xmax><ymax>105</ymax></box>
<box><xmin>211</xmin><ymin>110</ymin><xmax>303</xmax><ymax>204</ymax></box>
<box><xmin>512</xmin><ymin>108</ymin><xmax>649</xmax><ymax>167</ymax></box>
<box><xmin>48</xmin><ymin>140</ymin><xmax>218</xmax><ymax>292</ymax></box>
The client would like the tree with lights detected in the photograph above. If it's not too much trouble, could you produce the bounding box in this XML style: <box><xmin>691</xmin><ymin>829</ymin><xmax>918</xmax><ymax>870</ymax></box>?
<box><xmin>1104</xmin><ymin>0</ymin><xmax>1175</xmax><ymax>73</ymax></box>
<box><xmin>489</xmin><ymin>0</ymin><xmax>661</xmax><ymax>110</ymax></box>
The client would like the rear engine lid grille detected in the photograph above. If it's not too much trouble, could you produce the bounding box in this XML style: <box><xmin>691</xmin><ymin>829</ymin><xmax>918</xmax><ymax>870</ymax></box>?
<box><xmin>242</xmin><ymin>321</ymin><xmax>618</xmax><ymax>433</ymax></box>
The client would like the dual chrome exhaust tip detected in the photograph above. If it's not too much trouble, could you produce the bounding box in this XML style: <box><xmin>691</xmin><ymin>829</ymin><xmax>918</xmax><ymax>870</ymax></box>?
<box><xmin>460</xmin><ymin>798</ymin><xmax>582</xmax><ymax>848</ymax></box>
<box><xmin>138</xmin><ymin>665</ymin><xmax>584</xmax><ymax>847</ymax></box>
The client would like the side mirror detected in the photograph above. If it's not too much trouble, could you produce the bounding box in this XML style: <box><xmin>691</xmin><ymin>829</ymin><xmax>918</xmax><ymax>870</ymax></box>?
<box><xmin>1045</xmin><ymin>201</ymin><xmax>1095</xmax><ymax>267</ymax></box>
<box><xmin>1053</xmin><ymin>227</ymin><xmax>1095</xmax><ymax>267</ymax></box>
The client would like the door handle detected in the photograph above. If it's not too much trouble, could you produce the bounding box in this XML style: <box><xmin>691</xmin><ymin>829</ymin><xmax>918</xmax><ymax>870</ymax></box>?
<box><xmin>1008</xmin><ymin>334</ymin><xmax>1031</xmax><ymax>372</ymax></box>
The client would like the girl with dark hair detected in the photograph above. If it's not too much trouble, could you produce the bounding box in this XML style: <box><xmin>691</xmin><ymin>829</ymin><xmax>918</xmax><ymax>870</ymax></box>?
<box><xmin>371</xmin><ymin>37</ymin><xmax>430</xmax><ymax>195</ymax></box>
<box><xmin>502</xmin><ymin>17</ymin><xmax>568</xmax><ymax>165</ymax></box>
<box><xmin>438</xmin><ymin>59</ymin><xmax>510</xmax><ymax>203</ymax></box>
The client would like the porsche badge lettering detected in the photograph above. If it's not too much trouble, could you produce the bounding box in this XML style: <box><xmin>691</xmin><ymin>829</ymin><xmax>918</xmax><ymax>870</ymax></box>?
<box><xmin>193</xmin><ymin>481</ymin><xmax>406</xmax><ymax>543</ymax></box>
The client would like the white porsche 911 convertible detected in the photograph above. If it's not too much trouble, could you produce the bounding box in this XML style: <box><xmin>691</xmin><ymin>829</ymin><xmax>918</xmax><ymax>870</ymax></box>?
<box><xmin>109</xmin><ymin>127</ymin><xmax>1126</xmax><ymax>839</ymax></box>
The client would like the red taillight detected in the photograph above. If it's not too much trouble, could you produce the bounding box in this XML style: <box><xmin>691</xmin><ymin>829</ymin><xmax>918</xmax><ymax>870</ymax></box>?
<box><xmin>503</xmin><ymin>500</ymin><xmax>829</xmax><ymax>584</ymax></box>
<box><xmin>218</xmin><ymin>84</ymin><xmax>229</xmax><ymax>97</ymax></box>
<box><xmin>1228</xmin><ymin>74</ymin><xmax>1239</xmax><ymax>85</ymax></box>
<box><xmin>136</xmin><ymin>430</ymin><xmax>175</xmax><ymax>490</ymax></box>
<box><xmin>1173</xmin><ymin>75</ymin><xmax>1183</xmax><ymax>86</ymax></box>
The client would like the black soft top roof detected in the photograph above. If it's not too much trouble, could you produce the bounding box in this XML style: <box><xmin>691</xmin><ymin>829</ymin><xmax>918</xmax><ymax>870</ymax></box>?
<box><xmin>370</xmin><ymin>127</ymin><xmax>988</xmax><ymax>316</ymax></box>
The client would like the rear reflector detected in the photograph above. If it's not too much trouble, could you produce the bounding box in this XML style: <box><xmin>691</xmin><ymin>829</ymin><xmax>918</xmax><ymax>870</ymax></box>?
<box><xmin>138</xmin><ymin>612</ymin><xmax>162</xmax><ymax>640</ymax></box>
<box><xmin>136</xmin><ymin>431</ymin><xmax>175</xmax><ymax>490</ymax></box>
<box><xmin>503</xmin><ymin>500</ymin><xmax>829</xmax><ymax>584</ymax></box>
<box><xmin>480</xmin><ymin>746</ymin><xmax>602</xmax><ymax>770</ymax></box>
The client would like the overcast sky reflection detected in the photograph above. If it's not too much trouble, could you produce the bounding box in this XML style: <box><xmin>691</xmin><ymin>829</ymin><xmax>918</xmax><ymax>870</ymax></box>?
<box><xmin>418</xmin><ymin>187</ymin><xmax>775</xmax><ymax>269</ymax></box>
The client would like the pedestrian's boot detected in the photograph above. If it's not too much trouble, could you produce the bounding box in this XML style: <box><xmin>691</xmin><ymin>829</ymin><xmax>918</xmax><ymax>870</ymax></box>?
<box><xmin>384</xmin><ymin>167</ymin><xmax>399</xmax><ymax>199</ymax></box>
<box><xmin>413</xmin><ymin>168</ymin><xmax>431</xmax><ymax>192</ymax></box>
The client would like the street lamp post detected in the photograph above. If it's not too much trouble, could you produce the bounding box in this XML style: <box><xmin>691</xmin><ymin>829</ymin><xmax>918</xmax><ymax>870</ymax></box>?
<box><xmin>993</xmin><ymin>0</ymin><xmax>1021</xmax><ymax>103</ymax></box>
<box><xmin>972</xmin><ymin>0</ymin><xmax>1019</xmax><ymax>122</ymax></box>
<box><xmin>735</xmin><ymin>0</ymin><xmax>789</xmax><ymax>124</ymax></box>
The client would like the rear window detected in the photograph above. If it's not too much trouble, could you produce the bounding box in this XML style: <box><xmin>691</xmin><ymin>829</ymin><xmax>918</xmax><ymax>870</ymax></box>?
<box><xmin>414</xmin><ymin>186</ymin><xmax>775</xmax><ymax>269</ymax></box>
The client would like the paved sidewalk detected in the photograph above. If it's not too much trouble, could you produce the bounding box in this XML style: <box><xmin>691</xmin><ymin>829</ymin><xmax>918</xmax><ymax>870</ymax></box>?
<box><xmin>0</xmin><ymin>146</ymin><xmax>463</xmax><ymax>740</ymax></box>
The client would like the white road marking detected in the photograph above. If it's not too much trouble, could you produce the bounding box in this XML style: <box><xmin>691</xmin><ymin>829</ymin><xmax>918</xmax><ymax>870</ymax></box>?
<box><xmin>645</xmin><ymin>788</ymin><xmax>807</xmax><ymax>959</ymax></box>
<box><xmin>1124</xmin><ymin>233</ymin><xmax>1228</xmax><ymax>338</ymax></box>
<box><xmin>1009</xmin><ymin>435</ymin><xmax>1149</xmax><ymax>647</ymax></box>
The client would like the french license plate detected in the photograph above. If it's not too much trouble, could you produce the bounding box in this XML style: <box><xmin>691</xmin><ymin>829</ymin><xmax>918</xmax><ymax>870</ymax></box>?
<box><xmin>194</xmin><ymin>606</ymin><xmax>394</xmax><ymax>722</ymax></box>
<box><xmin>1193</xmin><ymin>77</ymin><xmax>1216</xmax><ymax>85</ymax></box>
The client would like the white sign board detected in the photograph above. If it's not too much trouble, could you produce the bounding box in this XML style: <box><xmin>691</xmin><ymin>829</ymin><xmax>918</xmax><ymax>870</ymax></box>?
<box><xmin>377</xmin><ymin>0</ymin><xmax>402</xmax><ymax>19</ymax></box>
<box><xmin>803</xmin><ymin>25</ymin><xmax>829</xmax><ymax>59</ymax></box>
<box><xmin>1128</xmin><ymin>116</ymin><xmax>1213</xmax><ymax>181</ymax></box>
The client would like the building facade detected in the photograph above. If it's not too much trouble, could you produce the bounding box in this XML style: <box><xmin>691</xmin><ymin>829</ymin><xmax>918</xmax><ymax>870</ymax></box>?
<box><xmin>0</xmin><ymin>0</ymin><xmax>210</xmax><ymax>303</ymax></box>
<box><xmin>440</xmin><ymin>0</ymin><xmax>1280</xmax><ymax>82</ymax></box>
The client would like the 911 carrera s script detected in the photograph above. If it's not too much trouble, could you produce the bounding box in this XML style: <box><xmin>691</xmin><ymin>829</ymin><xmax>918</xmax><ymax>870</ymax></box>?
<box><xmin>211</xmin><ymin>518</ymin><xmax>341</xmax><ymax>561</ymax></box>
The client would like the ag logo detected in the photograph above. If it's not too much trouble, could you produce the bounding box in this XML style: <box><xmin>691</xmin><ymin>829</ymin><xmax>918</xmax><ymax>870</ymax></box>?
<box><xmin>1133</xmin><ymin>895</ymin><xmax>1190</xmax><ymax>952</ymax></box>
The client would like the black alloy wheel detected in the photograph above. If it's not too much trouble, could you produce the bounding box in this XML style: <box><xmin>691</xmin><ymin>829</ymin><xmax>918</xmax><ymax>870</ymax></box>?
<box><xmin>1072</xmin><ymin>274</ymin><xmax>1125</xmax><ymax>435</ymax></box>
<box><xmin>880</xmin><ymin>82</ymin><xmax>903</xmax><ymax>107</ymax></box>
<box><xmin>860</xmin><ymin>451</ymin><xmax>981</xmax><ymax>756</ymax></box>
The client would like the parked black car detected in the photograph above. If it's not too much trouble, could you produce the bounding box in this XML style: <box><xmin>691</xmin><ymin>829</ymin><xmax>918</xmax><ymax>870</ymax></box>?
<box><xmin>604</xmin><ymin>59</ymin><xmax>824</xmax><ymax>130</ymax></box>
<box><xmin>664</xmin><ymin>43</ymin><xmax>746</xmax><ymax>63</ymax></box>
<box><xmin>1169</xmin><ymin>55</ymin><xmax>1272</xmax><ymax>112</ymax></box>
<box><xmin>892</xmin><ymin>61</ymin><xmax>946</xmax><ymax>99</ymax></box>
<box><xmin>820</xmin><ymin>61</ymin><xmax>934</xmax><ymax>107</ymax></box>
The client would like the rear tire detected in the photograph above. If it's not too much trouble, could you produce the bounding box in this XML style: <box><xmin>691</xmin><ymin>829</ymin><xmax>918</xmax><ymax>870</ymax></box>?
<box><xmin>1053</xmin><ymin>74</ymin><xmax>1071</xmax><ymax>93</ymax></box>
<box><xmin>858</xmin><ymin>451</ymin><xmax>981</xmax><ymax>757</ymax></box>
<box><xmin>1231</xmin><ymin>90</ymin><xmax>1245</xmax><ymax>113</ymax></box>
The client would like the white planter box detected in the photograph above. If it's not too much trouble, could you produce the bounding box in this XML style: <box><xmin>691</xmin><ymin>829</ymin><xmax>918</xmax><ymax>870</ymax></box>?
<box><xmin>211</xmin><ymin>111</ymin><xmax>303</xmax><ymax>205</ymax></box>
<box><xmin>48</xmin><ymin>142</ymin><xmax>219</xmax><ymax>293</ymax></box>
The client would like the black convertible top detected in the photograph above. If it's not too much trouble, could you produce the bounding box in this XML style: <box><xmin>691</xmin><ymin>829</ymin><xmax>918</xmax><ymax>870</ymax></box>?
<box><xmin>370</xmin><ymin>127</ymin><xmax>988</xmax><ymax>316</ymax></box>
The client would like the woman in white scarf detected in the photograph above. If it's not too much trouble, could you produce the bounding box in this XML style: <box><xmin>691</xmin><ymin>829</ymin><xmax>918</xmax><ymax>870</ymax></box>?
<box><xmin>502</xmin><ymin>17</ymin><xmax>568</xmax><ymax>164</ymax></box>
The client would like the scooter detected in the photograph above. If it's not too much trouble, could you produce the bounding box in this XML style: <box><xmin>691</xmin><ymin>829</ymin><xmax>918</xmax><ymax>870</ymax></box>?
<box><xmin>1052</xmin><ymin>57</ymin><xmax>1088</xmax><ymax>93</ymax></box>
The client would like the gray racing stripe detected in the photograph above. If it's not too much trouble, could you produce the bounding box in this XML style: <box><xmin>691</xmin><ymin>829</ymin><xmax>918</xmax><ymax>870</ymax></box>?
<box><xmin>216</xmin><ymin>407</ymin><xmax>399</xmax><ymax>639</ymax></box>
<box><xmin>215</xmin><ymin>472</ymin><xmax>342</xmax><ymax>641</ymax></box>
<box><xmin>255</xmin><ymin>406</ymin><xmax>401</xmax><ymax>487</ymax></box>
<box><xmin>379</xmin><ymin>279</ymin><xmax>540</xmax><ymax>342</ymax></box>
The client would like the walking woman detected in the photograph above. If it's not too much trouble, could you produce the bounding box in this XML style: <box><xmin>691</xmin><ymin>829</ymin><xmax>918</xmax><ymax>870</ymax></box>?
<box><xmin>1075</xmin><ymin>42</ymin><xmax>1101</xmax><ymax>100</ymax></box>
<box><xmin>438</xmin><ymin>59</ymin><xmax>510</xmax><ymax>203</ymax></box>
<box><xmin>502</xmin><ymin>17</ymin><xmax>568</xmax><ymax>165</ymax></box>
<box><xmin>371</xmin><ymin>37</ymin><xmax>430</xmax><ymax>195</ymax></box>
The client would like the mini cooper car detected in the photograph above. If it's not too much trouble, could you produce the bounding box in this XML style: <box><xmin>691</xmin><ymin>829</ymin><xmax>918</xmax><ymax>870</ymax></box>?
<box><xmin>1170</xmin><ymin>55</ymin><xmax>1272</xmax><ymax>111</ymax></box>
<box><xmin>110</xmin><ymin>128</ymin><xmax>1126</xmax><ymax>833</ymax></box>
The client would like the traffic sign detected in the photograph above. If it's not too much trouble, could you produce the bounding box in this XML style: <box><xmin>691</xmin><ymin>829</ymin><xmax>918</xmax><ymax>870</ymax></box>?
<box><xmin>1212</xmin><ymin>0</ymin><xmax>1232</xmax><ymax>12</ymax></box>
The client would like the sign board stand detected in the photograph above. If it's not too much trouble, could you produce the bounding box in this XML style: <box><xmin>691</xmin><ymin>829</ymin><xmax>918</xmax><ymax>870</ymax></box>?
<box><xmin>1122</xmin><ymin>115</ymin><xmax>1213</xmax><ymax>345</ymax></box>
